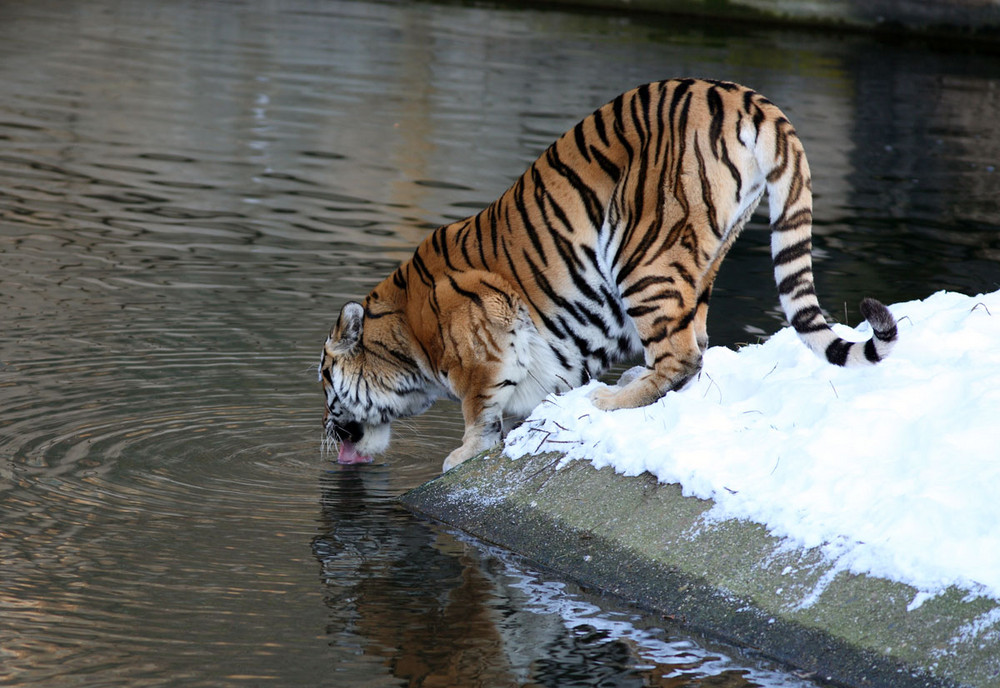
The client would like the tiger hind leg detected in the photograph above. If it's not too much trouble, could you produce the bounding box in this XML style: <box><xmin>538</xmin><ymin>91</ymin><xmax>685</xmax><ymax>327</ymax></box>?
<box><xmin>590</xmin><ymin>285</ymin><xmax>703</xmax><ymax>411</ymax></box>
<box><xmin>693</xmin><ymin>286</ymin><xmax>712</xmax><ymax>353</ymax></box>
<box><xmin>591</xmin><ymin>185</ymin><xmax>761</xmax><ymax>412</ymax></box>
<box><xmin>590</xmin><ymin>217</ymin><xmax>729</xmax><ymax>410</ymax></box>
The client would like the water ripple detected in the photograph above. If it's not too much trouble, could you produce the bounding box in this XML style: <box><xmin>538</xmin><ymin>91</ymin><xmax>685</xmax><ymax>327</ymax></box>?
<box><xmin>2</xmin><ymin>0</ymin><xmax>999</xmax><ymax>685</ymax></box>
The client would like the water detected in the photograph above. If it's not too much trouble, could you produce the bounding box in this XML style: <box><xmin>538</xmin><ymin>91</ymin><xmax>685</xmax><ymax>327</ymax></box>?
<box><xmin>1</xmin><ymin>0</ymin><xmax>997</xmax><ymax>685</ymax></box>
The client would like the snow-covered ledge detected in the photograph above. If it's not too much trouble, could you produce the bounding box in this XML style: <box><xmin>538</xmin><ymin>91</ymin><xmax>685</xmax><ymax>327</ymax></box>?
<box><xmin>402</xmin><ymin>290</ymin><xmax>1000</xmax><ymax>687</ymax></box>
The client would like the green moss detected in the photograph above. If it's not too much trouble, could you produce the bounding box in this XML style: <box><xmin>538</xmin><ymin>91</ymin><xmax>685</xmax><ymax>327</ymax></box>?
<box><xmin>402</xmin><ymin>449</ymin><xmax>1000</xmax><ymax>687</ymax></box>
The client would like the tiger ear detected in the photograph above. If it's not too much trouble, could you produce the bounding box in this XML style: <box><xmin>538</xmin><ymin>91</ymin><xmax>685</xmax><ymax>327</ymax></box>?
<box><xmin>331</xmin><ymin>302</ymin><xmax>364</xmax><ymax>354</ymax></box>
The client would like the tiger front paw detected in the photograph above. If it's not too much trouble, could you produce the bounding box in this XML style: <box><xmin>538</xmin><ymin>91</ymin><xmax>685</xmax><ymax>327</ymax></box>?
<box><xmin>589</xmin><ymin>383</ymin><xmax>641</xmax><ymax>411</ymax></box>
<box><xmin>442</xmin><ymin>447</ymin><xmax>473</xmax><ymax>472</ymax></box>
<box><xmin>443</xmin><ymin>441</ymin><xmax>491</xmax><ymax>472</ymax></box>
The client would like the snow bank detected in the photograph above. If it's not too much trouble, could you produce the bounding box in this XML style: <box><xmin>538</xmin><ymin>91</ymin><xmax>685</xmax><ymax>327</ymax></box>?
<box><xmin>504</xmin><ymin>290</ymin><xmax>1000</xmax><ymax>603</ymax></box>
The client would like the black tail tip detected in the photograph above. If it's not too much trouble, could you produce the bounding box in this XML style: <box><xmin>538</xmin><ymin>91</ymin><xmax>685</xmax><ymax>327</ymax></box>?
<box><xmin>859</xmin><ymin>297</ymin><xmax>898</xmax><ymax>342</ymax></box>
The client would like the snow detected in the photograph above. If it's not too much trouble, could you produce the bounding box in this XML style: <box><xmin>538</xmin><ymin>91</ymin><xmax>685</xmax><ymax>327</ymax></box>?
<box><xmin>504</xmin><ymin>289</ymin><xmax>1000</xmax><ymax>603</ymax></box>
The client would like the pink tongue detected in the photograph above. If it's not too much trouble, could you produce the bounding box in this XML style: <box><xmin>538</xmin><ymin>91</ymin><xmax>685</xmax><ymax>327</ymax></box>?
<box><xmin>337</xmin><ymin>441</ymin><xmax>374</xmax><ymax>465</ymax></box>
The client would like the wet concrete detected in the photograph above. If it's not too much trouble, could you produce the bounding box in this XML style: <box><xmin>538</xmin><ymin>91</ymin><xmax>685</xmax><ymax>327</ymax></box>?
<box><xmin>401</xmin><ymin>449</ymin><xmax>1000</xmax><ymax>688</ymax></box>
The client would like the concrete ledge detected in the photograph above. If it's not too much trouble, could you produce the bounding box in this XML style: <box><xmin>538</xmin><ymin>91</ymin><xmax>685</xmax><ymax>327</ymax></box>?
<box><xmin>532</xmin><ymin>0</ymin><xmax>1000</xmax><ymax>35</ymax></box>
<box><xmin>400</xmin><ymin>450</ymin><xmax>1000</xmax><ymax>688</ymax></box>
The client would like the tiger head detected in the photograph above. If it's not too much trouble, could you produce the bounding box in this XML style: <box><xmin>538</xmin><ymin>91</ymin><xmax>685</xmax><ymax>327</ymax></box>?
<box><xmin>318</xmin><ymin>301</ymin><xmax>435</xmax><ymax>464</ymax></box>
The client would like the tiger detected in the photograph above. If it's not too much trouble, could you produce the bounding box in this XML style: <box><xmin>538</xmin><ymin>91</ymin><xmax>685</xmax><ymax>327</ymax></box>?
<box><xmin>319</xmin><ymin>78</ymin><xmax>898</xmax><ymax>472</ymax></box>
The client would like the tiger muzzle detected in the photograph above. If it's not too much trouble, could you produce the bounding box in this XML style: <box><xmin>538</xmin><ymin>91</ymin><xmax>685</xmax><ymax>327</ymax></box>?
<box><xmin>326</xmin><ymin>418</ymin><xmax>364</xmax><ymax>445</ymax></box>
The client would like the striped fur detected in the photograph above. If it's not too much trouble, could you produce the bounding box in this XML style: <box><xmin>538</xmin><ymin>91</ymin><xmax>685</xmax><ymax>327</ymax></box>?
<box><xmin>319</xmin><ymin>79</ymin><xmax>897</xmax><ymax>471</ymax></box>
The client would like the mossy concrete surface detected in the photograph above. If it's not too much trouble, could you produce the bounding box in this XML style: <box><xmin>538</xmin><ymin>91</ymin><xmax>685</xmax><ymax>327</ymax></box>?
<box><xmin>400</xmin><ymin>449</ymin><xmax>1000</xmax><ymax>688</ymax></box>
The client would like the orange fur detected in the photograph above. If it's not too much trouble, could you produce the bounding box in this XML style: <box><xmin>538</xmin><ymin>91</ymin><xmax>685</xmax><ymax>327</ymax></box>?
<box><xmin>320</xmin><ymin>79</ymin><xmax>896</xmax><ymax>471</ymax></box>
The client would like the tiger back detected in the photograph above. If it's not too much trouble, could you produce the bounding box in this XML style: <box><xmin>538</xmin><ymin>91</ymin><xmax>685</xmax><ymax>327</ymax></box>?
<box><xmin>319</xmin><ymin>78</ymin><xmax>898</xmax><ymax>471</ymax></box>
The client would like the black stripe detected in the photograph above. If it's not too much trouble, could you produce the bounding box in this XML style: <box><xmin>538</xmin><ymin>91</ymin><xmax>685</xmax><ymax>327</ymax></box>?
<box><xmin>598</xmin><ymin>284</ymin><xmax>626</xmax><ymax>329</ymax></box>
<box><xmin>622</xmin><ymin>275</ymin><xmax>676</xmax><ymax>298</ymax></box>
<box><xmin>578</xmin><ymin>243</ymin><xmax>602</xmax><ymax>276</ymax></box>
<box><xmin>652</xmin><ymin>350</ymin><xmax>676</xmax><ymax>366</ymax></box>
<box><xmin>672</xmin><ymin>90</ymin><xmax>693</xmax><ymax>195</ymax></box>
<box><xmin>672</xmin><ymin>307</ymin><xmax>697</xmax><ymax>334</ymax></box>
<box><xmin>428</xmin><ymin>284</ymin><xmax>442</xmax><ymax>316</ymax></box>
<box><xmin>627</xmin><ymin>304</ymin><xmax>658</xmax><ymax>318</ymax></box>
<box><xmin>615</xmin><ymin>229</ymin><xmax>657</xmax><ymax>287</ymax></box>
<box><xmin>612</xmin><ymin>93</ymin><xmax>626</xmax><ymax>141</ymax></box>
<box><xmin>609</xmin><ymin>89</ymin><xmax>653</xmax><ymax>271</ymax></box>
<box><xmin>575</xmin><ymin>298</ymin><xmax>611</xmax><ymax>330</ymax></box>
<box><xmin>473</xmin><ymin>212</ymin><xmax>488</xmax><ymax>267</ymax></box>
<box><xmin>531</xmin><ymin>163</ymin><xmax>560</xmax><ymax>230</ymax></box>
<box><xmin>512</xmin><ymin>172</ymin><xmax>549</xmax><ymax>267</ymax></box>
<box><xmin>590</xmin><ymin>145</ymin><xmax>620</xmax><ymax>184</ymax></box>
<box><xmin>610</xmin><ymin>95</ymin><xmax>635</xmax><ymax>163</ymax></box>
<box><xmin>480</xmin><ymin>280</ymin><xmax>515</xmax><ymax>309</ymax></box>
<box><xmin>415</xmin><ymin>337</ymin><xmax>435</xmax><ymax>371</ymax></box>
<box><xmin>489</xmin><ymin>204</ymin><xmax>501</xmax><ymax>261</ymax></box>
<box><xmin>707</xmin><ymin>85</ymin><xmax>725</xmax><ymax>158</ymax></box>
<box><xmin>636</xmin><ymin>83</ymin><xmax>652</xmax><ymax>142</ymax></box>
<box><xmin>874</xmin><ymin>324</ymin><xmax>898</xmax><ymax>342</ymax></box>
<box><xmin>719</xmin><ymin>138</ymin><xmax>743</xmax><ymax>203</ymax></box>
<box><xmin>363</xmin><ymin>307</ymin><xmax>399</xmax><ymax>320</ymax></box>
<box><xmin>642</xmin><ymin>325</ymin><xmax>671</xmax><ymax>346</ymax></box>
<box><xmin>772</xmin><ymin>207</ymin><xmax>812</xmax><ymax>233</ymax></box>
<box><xmin>500</xmin><ymin>240</ymin><xmax>564</xmax><ymax>337</ymax></box>
<box><xmin>457</xmin><ymin>222</ymin><xmax>474</xmax><ymax>268</ymax></box>
<box><xmin>620</xmin><ymin>94</ymin><xmax>655</xmax><ymax>259</ymax></box>
<box><xmin>693</xmin><ymin>132</ymin><xmax>722</xmax><ymax>238</ymax></box>
<box><xmin>669</xmin><ymin>80</ymin><xmax>694</xmax><ymax>123</ymax></box>
<box><xmin>773</xmin><ymin>237</ymin><xmax>812</xmax><ymax>266</ymax></box>
<box><xmin>826</xmin><ymin>339</ymin><xmax>851</xmax><ymax>366</ymax></box>
<box><xmin>522</xmin><ymin>247</ymin><xmax>589</xmax><ymax>327</ymax></box>
<box><xmin>433</xmin><ymin>226</ymin><xmax>460</xmax><ymax>272</ymax></box>
<box><xmin>446</xmin><ymin>273</ymin><xmax>482</xmax><ymax>307</ymax></box>
<box><xmin>550</xmin><ymin>237</ymin><xmax>604</xmax><ymax>307</ymax></box>
<box><xmin>653</xmin><ymin>83</ymin><xmax>669</xmax><ymax>167</ymax></box>
<box><xmin>863</xmin><ymin>338</ymin><xmax>881</xmax><ymax>363</ymax></box>
<box><xmin>708</xmin><ymin>79</ymin><xmax>740</xmax><ymax>92</ymax></box>
<box><xmin>545</xmin><ymin>145</ymin><xmax>604</xmax><ymax>231</ymax></box>
<box><xmin>639</xmin><ymin>287</ymin><xmax>685</xmax><ymax>305</ymax></box>
<box><xmin>783</xmin><ymin>147</ymin><xmax>806</xmax><ymax>208</ymax></box>
<box><xmin>548</xmin><ymin>341</ymin><xmax>572</xmax><ymax>372</ymax></box>
<box><xmin>670</xmin><ymin>260</ymin><xmax>696</xmax><ymax>287</ymax></box>
<box><xmin>572</xmin><ymin>121</ymin><xmax>592</xmax><ymax>163</ymax></box>
<box><xmin>370</xmin><ymin>340</ymin><xmax>420</xmax><ymax>370</ymax></box>
<box><xmin>767</xmin><ymin>120</ymin><xmax>791</xmax><ymax>183</ymax></box>
<box><xmin>549</xmin><ymin>228</ymin><xmax>585</xmax><ymax>272</ymax></box>
<box><xmin>410</xmin><ymin>252</ymin><xmax>434</xmax><ymax>287</ymax></box>
<box><xmin>749</xmin><ymin>94</ymin><xmax>766</xmax><ymax>134</ymax></box>
<box><xmin>430</xmin><ymin>226</ymin><xmax>444</xmax><ymax>255</ymax></box>
<box><xmin>592</xmin><ymin>107</ymin><xmax>611</xmax><ymax>148</ymax></box>
<box><xmin>791</xmin><ymin>305</ymin><xmax>827</xmax><ymax>333</ymax></box>
<box><xmin>777</xmin><ymin>267</ymin><xmax>814</xmax><ymax>296</ymax></box>
<box><xmin>557</xmin><ymin>313</ymin><xmax>597</xmax><ymax>362</ymax></box>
